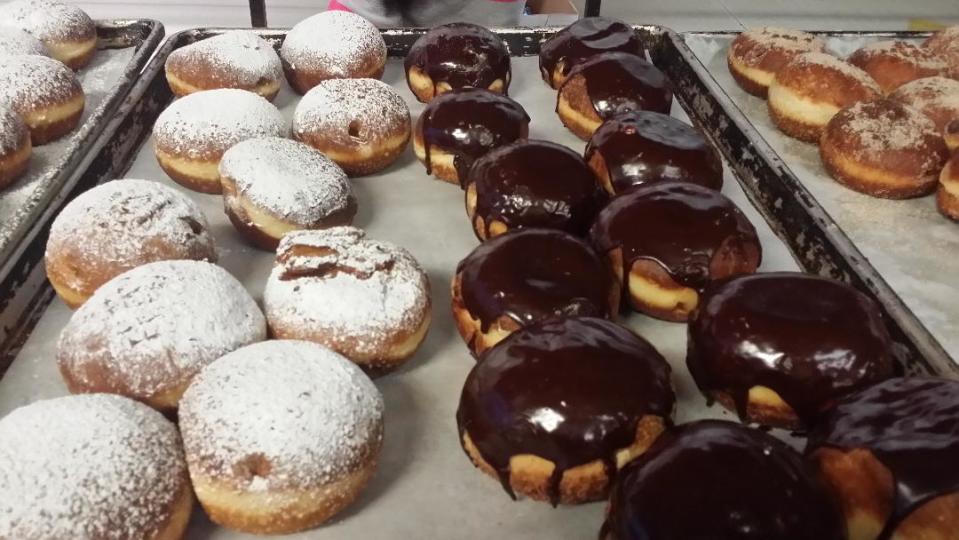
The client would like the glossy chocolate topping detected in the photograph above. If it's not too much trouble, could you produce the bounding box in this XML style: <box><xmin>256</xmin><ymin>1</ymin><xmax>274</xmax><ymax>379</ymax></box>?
<box><xmin>418</xmin><ymin>89</ymin><xmax>530</xmax><ymax>183</ymax></box>
<box><xmin>562</xmin><ymin>52</ymin><xmax>673</xmax><ymax>120</ymax></box>
<box><xmin>585</xmin><ymin>111</ymin><xmax>724</xmax><ymax>193</ymax></box>
<box><xmin>456</xmin><ymin>317</ymin><xmax>674</xmax><ymax>505</ymax></box>
<box><xmin>601</xmin><ymin>420</ymin><xmax>845</xmax><ymax>540</ymax></box>
<box><xmin>807</xmin><ymin>377</ymin><xmax>959</xmax><ymax>538</ymax></box>
<box><xmin>467</xmin><ymin>140</ymin><xmax>609</xmax><ymax>237</ymax></box>
<box><xmin>539</xmin><ymin>17</ymin><xmax>644</xmax><ymax>82</ymax></box>
<box><xmin>405</xmin><ymin>22</ymin><xmax>511</xmax><ymax>99</ymax></box>
<box><xmin>589</xmin><ymin>181</ymin><xmax>760</xmax><ymax>291</ymax></box>
<box><xmin>687</xmin><ymin>272</ymin><xmax>894</xmax><ymax>428</ymax></box>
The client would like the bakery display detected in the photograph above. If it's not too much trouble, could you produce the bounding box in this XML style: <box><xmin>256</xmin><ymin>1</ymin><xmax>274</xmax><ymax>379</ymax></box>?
<box><xmin>807</xmin><ymin>377</ymin><xmax>959</xmax><ymax>540</ymax></box>
<box><xmin>464</xmin><ymin>140</ymin><xmax>608</xmax><ymax>239</ymax></box>
<box><xmin>292</xmin><ymin>77</ymin><xmax>411</xmax><ymax>176</ymax></box>
<box><xmin>601</xmin><ymin>420</ymin><xmax>844</xmax><ymax>540</ymax></box>
<box><xmin>0</xmin><ymin>104</ymin><xmax>31</xmax><ymax>189</ymax></box>
<box><xmin>452</xmin><ymin>228</ymin><xmax>619</xmax><ymax>355</ymax></box>
<box><xmin>0</xmin><ymin>25</ymin><xmax>48</xmax><ymax>57</ymax></box>
<box><xmin>45</xmin><ymin>179</ymin><xmax>217</xmax><ymax>308</ymax></box>
<box><xmin>0</xmin><ymin>0</ymin><xmax>97</xmax><ymax>70</ymax></box>
<box><xmin>179</xmin><ymin>340</ymin><xmax>384</xmax><ymax>534</ymax></box>
<box><xmin>940</xmin><ymin>151</ymin><xmax>959</xmax><ymax>220</ymax></box>
<box><xmin>848</xmin><ymin>40</ymin><xmax>947</xmax><ymax>94</ymax></box>
<box><xmin>0</xmin><ymin>394</ymin><xmax>193</xmax><ymax>540</ymax></box>
<box><xmin>57</xmin><ymin>260</ymin><xmax>266</xmax><ymax>411</ymax></box>
<box><xmin>890</xmin><ymin>76</ymin><xmax>959</xmax><ymax>137</ymax></box>
<box><xmin>727</xmin><ymin>27</ymin><xmax>826</xmax><ymax>98</ymax></box>
<box><xmin>457</xmin><ymin>317</ymin><xmax>674</xmax><ymax>505</ymax></box>
<box><xmin>220</xmin><ymin>136</ymin><xmax>356</xmax><ymax>250</ymax></box>
<box><xmin>589</xmin><ymin>181</ymin><xmax>761</xmax><ymax>322</ymax></box>
<box><xmin>165</xmin><ymin>30</ymin><xmax>284</xmax><ymax>101</ymax></box>
<box><xmin>0</xmin><ymin>54</ymin><xmax>84</xmax><ymax>144</ymax></box>
<box><xmin>924</xmin><ymin>25</ymin><xmax>959</xmax><ymax>78</ymax></box>
<box><xmin>539</xmin><ymin>17</ymin><xmax>645</xmax><ymax>90</ymax></box>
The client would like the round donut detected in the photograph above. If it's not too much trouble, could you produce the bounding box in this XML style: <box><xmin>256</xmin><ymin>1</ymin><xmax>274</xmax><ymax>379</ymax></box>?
<box><xmin>464</xmin><ymin>140</ymin><xmax>608</xmax><ymax>240</ymax></box>
<box><xmin>0</xmin><ymin>54</ymin><xmax>84</xmax><ymax>145</ymax></box>
<box><xmin>451</xmin><ymin>228</ymin><xmax>619</xmax><ymax>356</ymax></box>
<box><xmin>585</xmin><ymin>110</ymin><xmax>724</xmax><ymax>193</ymax></box>
<box><xmin>539</xmin><ymin>16</ymin><xmax>645</xmax><ymax>90</ymax></box>
<box><xmin>0</xmin><ymin>394</ymin><xmax>193</xmax><ymax>540</ymax></box>
<box><xmin>0</xmin><ymin>0</ymin><xmax>96</xmax><ymax>70</ymax></box>
<box><xmin>153</xmin><ymin>88</ymin><xmax>286</xmax><ymax>194</ymax></box>
<box><xmin>57</xmin><ymin>260</ymin><xmax>267</xmax><ymax>411</ymax></box>
<box><xmin>405</xmin><ymin>22</ymin><xmax>510</xmax><ymax>103</ymax></box>
<box><xmin>165</xmin><ymin>30</ymin><xmax>284</xmax><ymax>101</ymax></box>
<box><xmin>292</xmin><ymin>78</ymin><xmax>410</xmax><ymax>176</ymax></box>
<box><xmin>263</xmin><ymin>227</ymin><xmax>432</xmax><ymax>374</ymax></box>
<box><xmin>939</xmin><ymin>151</ymin><xmax>959</xmax><ymax>221</ymax></box>
<box><xmin>179</xmin><ymin>340</ymin><xmax>384</xmax><ymax>534</ymax></box>
<box><xmin>727</xmin><ymin>27</ymin><xmax>826</xmax><ymax>98</ymax></box>
<box><xmin>279</xmin><ymin>11</ymin><xmax>386</xmax><ymax>95</ymax></box>
<box><xmin>947</xmin><ymin>119</ymin><xmax>959</xmax><ymax>153</ymax></box>
<box><xmin>890</xmin><ymin>76</ymin><xmax>959</xmax><ymax>138</ymax></box>
<box><xmin>220</xmin><ymin>137</ymin><xmax>356</xmax><ymax>250</ymax></box>
<box><xmin>0</xmin><ymin>104</ymin><xmax>32</xmax><ymax>189</ymax></box>
<box><xmin>0</xmin><ymin>26</ymin><xmax>48</xmax><ymax>56</ymax></box>
<box><xmin>925</xmin><ymin>25</ymin><xmax>959</xmax><ymax>78</ymax></box>
<box><xmin>589</xmin><ymin>181</ymin><xmax>761</xmax><ymax>322</ymax></box>
<box><xmin>848</xmin><ymin>40</ymin><xmax>947</xmax><ymax>94</ymax></box>
<box><xmin>768</xmin><ymin>52</ymin><xmax>882</xmax><ymax>143</ymax></box>
<box><xmin>820</xmin><ymin>98</ymin><xmax>948</xmax><ymax>199</ymax></box>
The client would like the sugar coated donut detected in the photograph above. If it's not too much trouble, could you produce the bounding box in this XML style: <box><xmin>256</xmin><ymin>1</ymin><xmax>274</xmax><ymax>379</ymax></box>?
<box><xmin>179</xmin><ymin>340</ymin><xmax>384</xmax><ymax>534</ymax></box>
<box><xmin>153</xmin><ymin>88</ymin><xmax>286</xmax><ymax>193</ymax></box>
<box><xmin>0</xmin><ymin>0</ymin><xmax>96</xmax><ymax>69</ymax></box>
<box><xmin>727</xmin><ymin>27</ymin><xmax>826</xmax><ymax>98</ymax></box>
<box><xmin>540</xmin><ymin>17</ymin><xmax>644</xmax><ymax>90</ymax></box>
<box><xmin>292</xmin><ymin>77</ymin><xmax>411</xmax><ymax>176</ymax></box>
<box><xmin>890</xmin><ymin>76</ymin><xmax>959</xmax><ymax>137</ymax></box>
<box><xmin>939</xmin><ymin>151</ymin><xmax>959</xmax><ymax>220</ymax></box>
<box><xmin>165</xmin><ymin>30</ymin><xmax>284</xmax><ymax>101</ymax></box>
<box><xmin>0</xmin><ymin>104</ymin><xmax>31</xmax><ymax>189</ymax></box>
<box><xmin>848</xmin><ymin>40</ymin><xmax>947</xmax><ymax>94</ymax></box>
<box><xmin>0</xmin><ymin>54</ymin><xmax>84</xmax><ymax>144</ymax></box>
<box><xmin>280</xmin><ymin>11</ymin><xmax>386</xmax><ymax>95</ymax></box>
<box><xmin>925</xmin><ymin>25</ymin><xmax>959</xmax><ymax>78</ymax></box>
<box><xmin>0</xmin><ymin>394</ymin><xmax>193</xmax><ymax>540</ymax></box>
<box><xmin>0</xmin><ymin>25</ymin><xmax>48</xmax><ymax>56</ymax></box>
<box><xmin>57</xmin><ymin>260</ymin><xmax>266</xmax><ymax>411</ymax></box>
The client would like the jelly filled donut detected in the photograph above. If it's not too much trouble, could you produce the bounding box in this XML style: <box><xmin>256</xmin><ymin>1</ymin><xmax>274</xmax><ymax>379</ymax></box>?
<box><xmin>280</xmin><ymin>11</ymin><xmax>386</xmax><ymax>95</ymax></box>
<box><xmin>457</xmin><ymin>317</ymin><xmax>674</xmax><ymax>505</ymax></box>
<box><xmin>939</xmin><ymin>151</ymin><xmax>959</xmax><ymax>220</ymax></box>
<box><xmin>585</xmin><ymin>110</ymin><xmax>723</xmax><ymax>194</ymax></box>
<box><xmin>589</xmin><ymin>181</ymin><xmax>761</xmax><ymax>322</ymax></box>
<box><xmin>293</xmin><ymin>77</ymin><xmax>410</xmax><ymax>176</ymax></box>
<box><xmin>727</xmin><ymin>27</ymin><xmax>826</xmax><ymax>98</ymax></box>
<box><xmin>924</xmin><ymin>25</ymin><xmax>959</xmax><ymax>78</ymax></box>
<box><xmin>557</xmin><ymin>52</ymin><xmax>672</xmax><ymax>140</ymax></box>
<box><xmin>890</xmin><ymin>77</ymin><xmax>959</xmax><ymax>138</ymax></box>
<box><xmin>45</xmin><ymin>179</ymin><xmax>217</xmax><ymax>308</ymax></box>
<box><xmin>405</xmin><ymin>22</ymin><xmax>511</xmax><ymax>103</ymax></box>
<box><xmin>0</xmin><ymin>54</ymin><xmax>84</xmax><ymax>144</ymax></box>
<box><xmin>0</xmin><ymin>26</ymin><xmax>48</xmax><ymax>56</ymax></box>
<box><xmin>601</xmin><ymin>420</ymin><xmax>845</xmax><ymax>540</ymax></box>
<box><xmin>0</xmin><ymin>0</ymin><xmax>97</xmax><ymax>70</ymax></box>
<box><xmin>153</xmin><ymin>88</ymin><xmax>286</xmax><ymax>194</ymax></box>
<box><xmin>0</xmin><ymin>104</ymin><xmax>32</xmax><ymax>189</ymax></box>
<box><xmin>687</xmin><ymin>272</ymin><xmax>894</xmax><ymax>430</ymax></box>
<box><xmin>848</xmin><ymin>40</ymin><xmax>947</xmax><ymax>94</ymax></box>
<box><xmin>179</xmin><ymin>340</ymin><xmax>384</xmax><ymax>534</ymax></box>
<box><xmin>0</xmin><ymin>394</ymin><xmax>193</xmax><ymax>540</ymax></box>
<box><xmin>413</xmin><ymin>88</ymin><xmax>530</xmax><ymax>185</ymax></box>
<box><xmin>57</xmin><ymin>260</ymin><xmax>267</xmax><ymax>411</ymax></box>
<box><xmin>452</xmin><ymin>229</ymin><xmax>619</xmax><ymax>355</ymax></box>
<box><xmin>807</xmin><ymin>377</ymin><xmax>959</xmax><ymax>540</ymax></box>
<box><xmin>540</xmin><ymin>17</ymin><xmax>644</xmax><ymax>90</ymax></box>
<box><xmin>464</xmin><ymin>140</ymin><xmax>608</xmax><ymax>240</ymax></box>
<box><xmin>165</xmin><ymin>30</ymin><xmax>284</xmax><ymax>101</ymax></box>
<box><xmin>947</xmin><ymin>119</ymin><xmax>959</xmax><ymax>153</ymax></box>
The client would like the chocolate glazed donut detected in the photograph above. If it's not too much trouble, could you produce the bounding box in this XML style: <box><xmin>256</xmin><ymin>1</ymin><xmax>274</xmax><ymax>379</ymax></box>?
<box><xmin>539</xmin><ymin>17</ymin><xmax>645</xmax><ymax>89</ymax></box>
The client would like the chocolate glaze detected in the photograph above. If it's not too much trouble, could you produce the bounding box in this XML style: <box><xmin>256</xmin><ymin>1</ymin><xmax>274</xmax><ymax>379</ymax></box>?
<box><xmin>589</xmin><ymin>181</ymin><xmax>761</xmax><ymax>291</ymax></box>
<box><xmin>456</xmin><ymin>317</ymin><xmax>674</xmax><ymax>505</ymax></box>
<box><xmin>405</xmin><ymin>22</ymin><xmax>511</xmax><ymax>100</ymax></box>
<box><xmin>807</xmin><ymin>377</ymin><xmax>959</xmax><ymax>538</ymax></box>
<box><xmin>585</xmin><ymin>111</ymin><xmax>724</xmax><ymax>193</ymax></box>
<box><xmin>562</xmin><ymin>52</ymin><xmax>672</xmax><ymax>120</ymax></box>
<box><xmin>418</xmin><ymin>89</ymin><xmax>530</xmax><ymax>184</ymax></box>
<box><xmin>687</xmin><ymin>272</ymin><xmax>894</xmax><ymax>427</ymax></box>
<box><xmin>601</xmin><ymin>420</ymin><xmax>845</xmax><ymax>540</ymax></box>
<box><xmin>539</xmin><ymin>17</ymin><xmax>644</xmax><ymax>83</ymax></box>
<box><xmin>467</xmin><ymin>140</ymin><xmax>608</xmax><ymax>237</ymax></box>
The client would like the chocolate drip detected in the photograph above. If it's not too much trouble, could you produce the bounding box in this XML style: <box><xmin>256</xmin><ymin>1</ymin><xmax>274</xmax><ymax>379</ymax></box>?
<box><xmin>405</xmin><ymin>22</ymin><xmax>511</xmax><ymax>98</ymax></box>
<box><xmin>601</xmin><ymin>420</ymin><xmax>844</xmax><ymax>540</ymax></box>
<box><xmin>456</xmin><ymin>317</ymin><xmax>674</xmax><ymax>506</ymax></box>
<box><xmin>562</xmin><ymin>52</ymin><xmax>672</xmax><ymax>120</ymax></box>
<box><xmin>418</xmin><ymin>89</ymin><xmax>530</xmax><ymax>184</ymax></box>
<box><xmin>585</xmin><ymin>111</ymin><xmax>724</xmax><ymax>193</ymax></box>
<box><xmin>687</xmin><ymin>273</ymin><xmax>894</xmax><ymax>427</ymax></box>
<box><xmin>467</xmin><ymin>140</ymin><xmax>608</xmax><ymax>237</ymax></box>
<box><xmin>807</xmin><ymin>377</ymin><xmax>959</xmax><ymax>538</ymax></box>
<box><xmin>539</xmin><ymin>17</ymin><xmax>644</xmax><ymax>81</ymax></box>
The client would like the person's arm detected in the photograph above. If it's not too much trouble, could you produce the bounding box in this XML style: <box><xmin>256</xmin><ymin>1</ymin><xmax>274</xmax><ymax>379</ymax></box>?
<box><xmin>328</xmin><ymin>0</ymin><xmax>523</xmax><ymax>27</ymax></box>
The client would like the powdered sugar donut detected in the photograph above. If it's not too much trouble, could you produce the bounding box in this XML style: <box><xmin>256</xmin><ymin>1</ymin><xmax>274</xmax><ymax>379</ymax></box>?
<box><xmin>219</xmin><ymin>137</ymin><xmax>356</xmax><ymax>250</ymax></box>
<box><xmin>0</xmin><ymin>0</ymin><xmax>97</xmax><ymax>69</ymax></box>
<box><xmin>165</xmin><ymin>31</ymin><xmax>284</xmax><ymax>101</ymax></box>
<box><xmin>280</xmin><ymin>11</ymin><xmax>387</xmax><ymax>95</ymax></box>
<box><xmin>890</xmin><ymin>77</ymin><xmax>959</xmax><ymax>138</ymax></box>
<box><xmin>848</xmin><ymin>40</ymin><xmax>947</xmax><ymax>94</ymax></box>
<box><xmin>0</xmin><ymin>394</ymin><xmax>193</xmax><ymax>540</ymax></box>
<box><xmin>0</xmin><ymin>104</ymin><xmax>31</xmax><ymax>189</ymax></box>
<box><xmin>0</xmin><ymin>54</ymin><xmax>84</xmax><ymax>144</ymax></box>
<box><xmin>153</xmin><ymin>88</ymin><xmax>286</xmax><ymax>193</ymax></box>
<box><xmin>0</xmin><ymin>26</ymin><xmax>48</xmax><ymax>56</ymax></box>
<box><xmin>45</xmin><ymin>179</ymin><xmax>217</xmax><ymax>308</ymax></box>
<box><xmin>727</xmin><ymin>27</ymin><xmax>826</xmax><ymax>98</ymax></box>
<box><xmin>292</xmin><ymin>78</ymin><xmax>411</xmax><ymax>176</ymax></box>
<box><xmin>179</xmin><ymin>340</ymin><xmax>384</xmax><ymax>534</ymax></box>
<box><xmin>264</xmin><ymin>227</ymin><xmax>432</xmax><ymax>373</ymax></box>
<box><xmin>57</xmin><ymin>260</ymin><xmax>267</xmax><ymax>411</ymax></box>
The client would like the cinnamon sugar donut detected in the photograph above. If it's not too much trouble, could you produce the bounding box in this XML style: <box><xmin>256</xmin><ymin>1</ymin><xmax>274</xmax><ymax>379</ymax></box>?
<box><xmin>0</xmin><ymin>104</ymin><xmax>31</xmax><ymax>189</ymax></box>
<box><xmin>0</xmin><ymin>54</ymin><xmax>84</xmax><ymax>145</ymax></box>
<box><xmin>848</xmin><ymin>40</ymin><xmax>947</xmax><ymax>94</ymax></box>
<box><xmin>0</xmin><ymin>0</ymin><xmax>97</xmax><ymax>70</ymax></box>
<box><xmin>179</xmin><ymin>340</ymin><xmax>384</xmax><ymax>534</ymax></box>
<box><xmin>0</xmin><ymin>26</ymin><xmax>48</xmax><ymax>56</ymax></box>
<box><xmin>263</xmin><ymin>227</ymin><xmax>432</xmax><ymax>374</ymax></box>
<box><xmin>925</xmin><ymin>25</ymin><xmax>959</xmax><ymax>78</ymax></box>
<box><xmin>0</xmin><ymin>394</ymin><xmax>193</xmax><ymax>540</ymax></box>
<box><xmin>939</xmin><ymin>152</ymin><xmax>959</xmax><ymax>220</ymax></box>
<box><xmin>292</xmin><ymin>78</ymin><xmax>410</xmax><ymax>176</ymax></box>
<box><xmin>890</xmin><ymin>77</ymin><xmax>959</xmax><ymax>139</ymax></box>
<box><xmin>727</xmin><ymin>27</ymin><xmax>826</xmax><ymax>98</ymax></box>
<box><xmin>165</xmin><ymin>31</ymin><xmax>284</xmax><ymax>101</ymax></box>
<box><xmin>57</xmin><ymin>260</ymin><xmax>267</xmax><ymax>411</ymax></box>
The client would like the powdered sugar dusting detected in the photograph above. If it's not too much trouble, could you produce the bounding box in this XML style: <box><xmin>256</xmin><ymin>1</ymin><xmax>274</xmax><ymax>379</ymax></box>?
<box><xmin>166</xmin><ymin>31</ymin><xmax>282</xmax><ymax>88</ymax></box>
<box><xmin>0</xmin><ymin>54</ymin><xmax>81</xmax><ymax>111</ymax></box>
<box><xmin>293</xmin><ymin>78</ymin><xmax>410</xmax><ymax>145</ymax></box>
<box><xmin>891</xmin><ymin>76</ymin><xmax>959</xmax><ymax>127</ymax></box>
<box><xmin>0</xmin><ymin>0</ymin><xmax>95</xmax><ymax>42</ymax></box>
<box><xmin>0</xmin><ymin>394</ymin><xmax>187</xmax><ymax>539</ymax></box>
<box><xmin>0</xmin><ymin>25</ymin><xmax>47</xmax><ymax>56</ymax></box>
<box><xmin>851</xmin><ymin>40</ymin><xmax>947</xmax><ymax>71</ymax></box>
<box><xmin>835</xmin><ymin>100</ymin><xmax>943</xmax><ymax>173</ymax></box>
<box><xmin>735</xmin><ymin>27</ymin><xmax>825</xmax><ymax>66</ymax></box>
<box><xmin>790</xmin><ymin>51</ymin><xmax>880</xmax><ymax>92</ymax></box>
<box><xmin>0</xmin><ymin>105</ymin><xmax>27</xmax><ymax>154</ymax></box>
<box><xmin>280</xmin><ymin>11</ymin><xmax>386</xmax><ymax>75</ymax></box>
